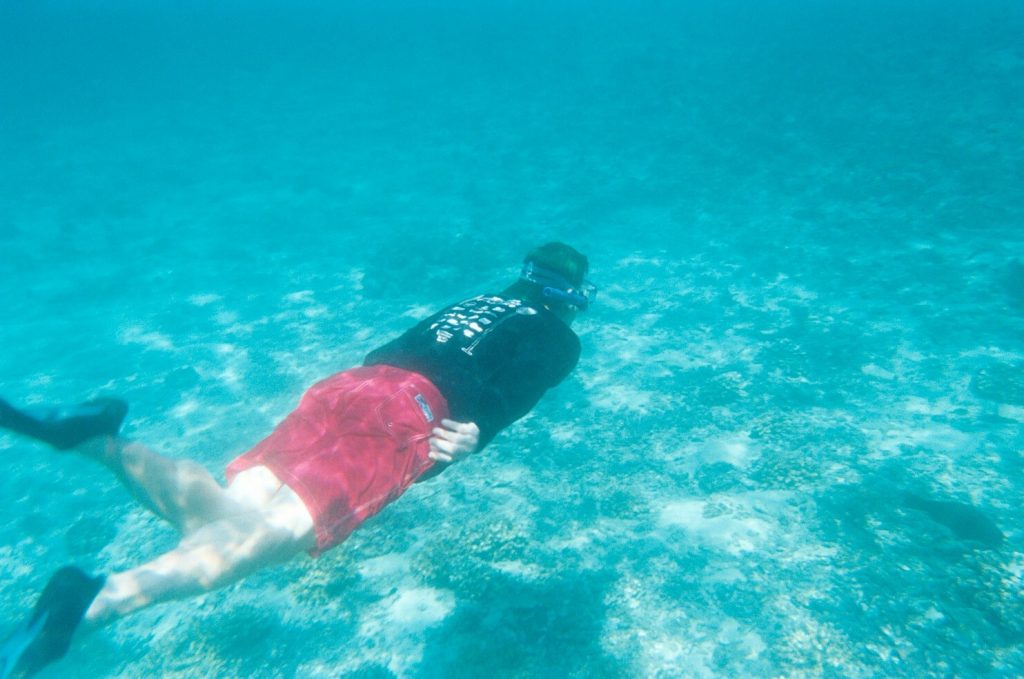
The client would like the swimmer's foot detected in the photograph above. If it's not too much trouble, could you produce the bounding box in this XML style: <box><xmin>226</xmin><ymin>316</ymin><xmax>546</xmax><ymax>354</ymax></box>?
<box><xmin>0</xmin><ymin>566</ymin><xmax>105</xmax><ymax>678</ymax></box>
<box><xmin>0</xmin><ymin>398</ymin><xmax>128</xmax><ymax>450</ymax></box>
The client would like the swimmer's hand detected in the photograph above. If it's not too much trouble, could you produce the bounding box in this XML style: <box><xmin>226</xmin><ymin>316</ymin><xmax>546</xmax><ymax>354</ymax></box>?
<box><xmin>428</xmin><ymin>419</ymin><xmax>480</xmax><ymax>464</ymax></box>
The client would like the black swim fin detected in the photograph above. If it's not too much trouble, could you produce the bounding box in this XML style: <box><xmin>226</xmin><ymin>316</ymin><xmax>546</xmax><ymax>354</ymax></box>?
<box><xmin>0</xmin><ymin>398</ymin><xmax>128</xmax><ymax>450</ymax></box>
<box><xmin>0</xmin><ymin>567</ymin><xmax>105</xmax><ymax>678</ymax></box>
<box><xmin>0</xmin><ymin>612</ymin><xmax>46</xmax><ymax>679</ymax></box>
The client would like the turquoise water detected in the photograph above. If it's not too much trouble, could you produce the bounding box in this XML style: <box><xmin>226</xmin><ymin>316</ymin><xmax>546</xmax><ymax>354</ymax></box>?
<box><xmin>2</xmin><ymin>0</ymin><xmax>1023</xmax><ymax>676</ymax></box>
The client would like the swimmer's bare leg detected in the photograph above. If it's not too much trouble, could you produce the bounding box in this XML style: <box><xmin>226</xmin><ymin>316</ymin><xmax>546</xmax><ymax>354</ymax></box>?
<box><xmin>2</xmin><ymin>488</ymin><xmax>314</xmax><ymax>677</ymax></box>
<box><xmin>76</xmin><ymin>436</ymin><xmax>249</xmax><ymax>535</ymax></box>
<box><xmin>84</xmin><ymin>485</ymin><xmax>316</xmax><ymax>628</ymax></box>
<box><xmin>0</xmin><ymin>396</ymin><xmax>244</xmax><ymax>534</ymax></box>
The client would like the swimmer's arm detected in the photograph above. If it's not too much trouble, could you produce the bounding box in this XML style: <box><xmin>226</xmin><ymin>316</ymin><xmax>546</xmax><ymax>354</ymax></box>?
<box><xmin>416</xmin><ymin>419</ymin><xmax>481</xmax><ymax>483</ymax></box>
<box><xmin>415</xmin><ymin>419</ymin><xmax>479</xmax><ymax>483</ymax></box>
<box><xmin>428</xmin><ymin>418</ymin><xmax>480</xmax><ymax>464</ymax></box>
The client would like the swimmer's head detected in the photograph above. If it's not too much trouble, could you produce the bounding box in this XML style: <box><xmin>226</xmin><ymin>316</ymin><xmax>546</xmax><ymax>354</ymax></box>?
<box><xmin>524</xmin><ymin>242</ymin><xmax>589</xmax><ymax>290</ymax></box>
<box><xmin>504</xmin><ymin>242</ymin><xmax>595</xmax><ymax>321</ymax></box>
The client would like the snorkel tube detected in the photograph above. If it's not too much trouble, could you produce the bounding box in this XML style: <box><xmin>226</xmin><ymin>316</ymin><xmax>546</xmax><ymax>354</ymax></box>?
<box><xmin>520</xmin><ymin>261</ymin><xmax>596</xmax><ymax>311</ymax></box>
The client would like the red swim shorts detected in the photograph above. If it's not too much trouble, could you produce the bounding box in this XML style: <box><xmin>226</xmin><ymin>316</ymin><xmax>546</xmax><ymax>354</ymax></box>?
<box><xmin>225</xmin><ymin>365</ymin><xmax>449</xmax><ymax>556</ymax></box>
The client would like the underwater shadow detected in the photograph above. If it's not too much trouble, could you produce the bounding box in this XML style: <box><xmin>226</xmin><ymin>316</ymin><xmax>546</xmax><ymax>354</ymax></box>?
<box><xmin>813</xmin><ymin>472</ymin><xmax>1018</xmax><ymax>675</ymax></box>
<box><xmin>415</xmin><ymin>570</ymin><xmax>623</xmax><ymax>678</ymax></box>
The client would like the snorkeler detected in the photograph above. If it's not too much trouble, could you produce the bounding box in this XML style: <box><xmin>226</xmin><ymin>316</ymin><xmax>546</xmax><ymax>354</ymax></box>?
<box><xmin>0</xmin><ymin>242</ymin><xmax>594</xmax><ymax>678</ymax></box>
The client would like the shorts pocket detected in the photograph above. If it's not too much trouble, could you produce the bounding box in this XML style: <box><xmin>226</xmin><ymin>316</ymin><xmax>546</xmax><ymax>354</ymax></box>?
<box><xmin>375</xmin><ymin>388</ymin><xmax>432</xmax><ymax>448</ymax></box>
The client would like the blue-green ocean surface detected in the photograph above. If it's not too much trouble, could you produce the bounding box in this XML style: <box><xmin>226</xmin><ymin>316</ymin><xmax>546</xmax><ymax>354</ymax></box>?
<box><xmin>2</xmin><ymin>0</ymin><xmax>1022</xmax><ymax>676</ymax></box>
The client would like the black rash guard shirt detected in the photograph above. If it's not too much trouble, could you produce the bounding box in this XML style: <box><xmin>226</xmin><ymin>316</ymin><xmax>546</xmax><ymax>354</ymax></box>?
<box><xmin>364</xmin><ymin>294</ymin><xmax>580</xmax><ymax>452</ymax></box>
